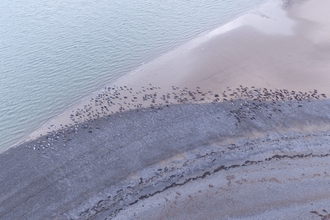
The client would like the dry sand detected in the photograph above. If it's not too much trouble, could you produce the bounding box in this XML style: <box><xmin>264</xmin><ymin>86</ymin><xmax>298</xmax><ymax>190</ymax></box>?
<box><xmin>2</xmin><ymin>0</ymin><xmax>330</xmax><ymax>219</ymax></box>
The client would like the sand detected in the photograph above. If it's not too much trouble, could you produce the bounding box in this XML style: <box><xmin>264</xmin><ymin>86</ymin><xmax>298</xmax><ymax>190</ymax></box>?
<box><xmin>2</xmin><ymin>0</ymin><xmax>330</xmax><ymax>219</ymax></box>
<box><xmin>116</xmin><ymin>0</ymin><xmax>330</xmax><ymax>94</ymax></box>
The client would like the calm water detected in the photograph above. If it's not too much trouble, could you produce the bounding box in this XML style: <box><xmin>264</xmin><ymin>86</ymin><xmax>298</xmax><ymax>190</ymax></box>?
<box><xmin>0</xmin><ymin>0</ymin><xmax>267</xmax><ymax>152</ymax></box>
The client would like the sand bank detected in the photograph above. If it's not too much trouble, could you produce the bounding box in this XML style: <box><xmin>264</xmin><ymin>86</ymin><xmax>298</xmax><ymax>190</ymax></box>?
<box><xmin>2</xmin><ymin>0</ymin><xmax>330</xmax><ymax>219</ymax></box>
<box><xmin>117</xmin><ymin>0</ymin><xmax>330</xmax><ymax>93</ymax></box>
<box><xmin>15</xmin><ymin>0</ymin><xmax>330</xmax><ymax>148</ymax></box>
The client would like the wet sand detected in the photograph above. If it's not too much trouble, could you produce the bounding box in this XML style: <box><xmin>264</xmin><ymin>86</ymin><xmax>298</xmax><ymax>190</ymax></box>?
<box><xmin>1</xmin><ymin>98</ymin><xmax>330</xmax><ymax>219</ymax></box>
<box><xmin>2</xmin><ymin>0</ymin><xmax>330</xmax><ymax>219</ymax></box>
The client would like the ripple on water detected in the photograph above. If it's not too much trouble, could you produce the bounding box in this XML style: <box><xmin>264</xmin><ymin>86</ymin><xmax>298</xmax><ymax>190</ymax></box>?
<box><xmin>0</xmin><ymin>0</ymin><xmax>267</xmax><ymax>152</ymax></box>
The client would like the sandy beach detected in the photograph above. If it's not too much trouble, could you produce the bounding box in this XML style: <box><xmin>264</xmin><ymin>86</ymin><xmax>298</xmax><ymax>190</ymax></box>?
<box><xmin>18</xmin><ymin>0</ymin><xmax>330</xmax><ymax>146</ymax></box>
<box><xmin>2</xmin><ymin>0</ymin><xmax>330</xmax><ymax>219</ymax></box>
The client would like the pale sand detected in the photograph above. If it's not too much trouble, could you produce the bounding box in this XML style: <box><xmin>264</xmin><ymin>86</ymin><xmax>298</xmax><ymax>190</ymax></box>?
<box><xmin>116</xmin><ymin>0</ymin><xmax>330</xmax><ymax>93</ymax></box>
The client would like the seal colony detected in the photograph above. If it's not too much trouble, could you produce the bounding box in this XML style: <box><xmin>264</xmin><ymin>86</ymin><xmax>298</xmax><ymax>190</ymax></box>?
<box><xmin>1</xmin><ymin>85</ymin><xmax>330</xmax><ymax>219</ymax></box>
<box><xmin>23</xmin><ymin>85</ymin><xmax>326</xmax><ymax>152</ymax></box>
<box><xmin>70</xmin><ymin>84</ymin><xmax>326</xmax><ymax>123</ymax></box>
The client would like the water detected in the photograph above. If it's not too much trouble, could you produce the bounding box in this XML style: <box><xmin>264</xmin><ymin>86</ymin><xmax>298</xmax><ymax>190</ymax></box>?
<box><xmin>0</xmin><ymin>0</ymin><xmax>267</xmax><ymax>153</ymax></box>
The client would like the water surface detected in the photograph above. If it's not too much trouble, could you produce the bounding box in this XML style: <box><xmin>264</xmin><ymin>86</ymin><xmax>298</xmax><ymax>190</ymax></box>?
<box><xmin>0</xmin><ymin>0</ymin><xmax>267</xmax><ymax>152</ymax></box>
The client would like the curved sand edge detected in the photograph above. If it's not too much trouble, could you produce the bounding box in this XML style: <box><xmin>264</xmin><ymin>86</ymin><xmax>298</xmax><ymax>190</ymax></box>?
<box><xmin>1</xmin><ymin>99</ymin><xmax>330</xmax><ymax>219</ymax></box>
<box><xmin>10</xmin><ymin>0</ymin><xmax>330</xmax><ymax>155</ymax></box>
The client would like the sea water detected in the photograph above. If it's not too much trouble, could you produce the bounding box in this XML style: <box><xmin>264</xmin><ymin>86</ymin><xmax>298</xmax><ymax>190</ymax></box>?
<box><xmin>0</xmin><ymin>0</ymin><xmax>268</xmax><ymax>153</ymax></box>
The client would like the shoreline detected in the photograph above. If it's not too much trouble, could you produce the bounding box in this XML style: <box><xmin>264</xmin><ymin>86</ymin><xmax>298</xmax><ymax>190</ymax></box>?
<box><xmin>6</xmin><ymin>0</ymin><xmax>287</xmax><ymax>152</ymax></box>
<box><xmin>5</xmin><ymin>0</ymin><xmax>330</xmax><ymax>153</ymax></box>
